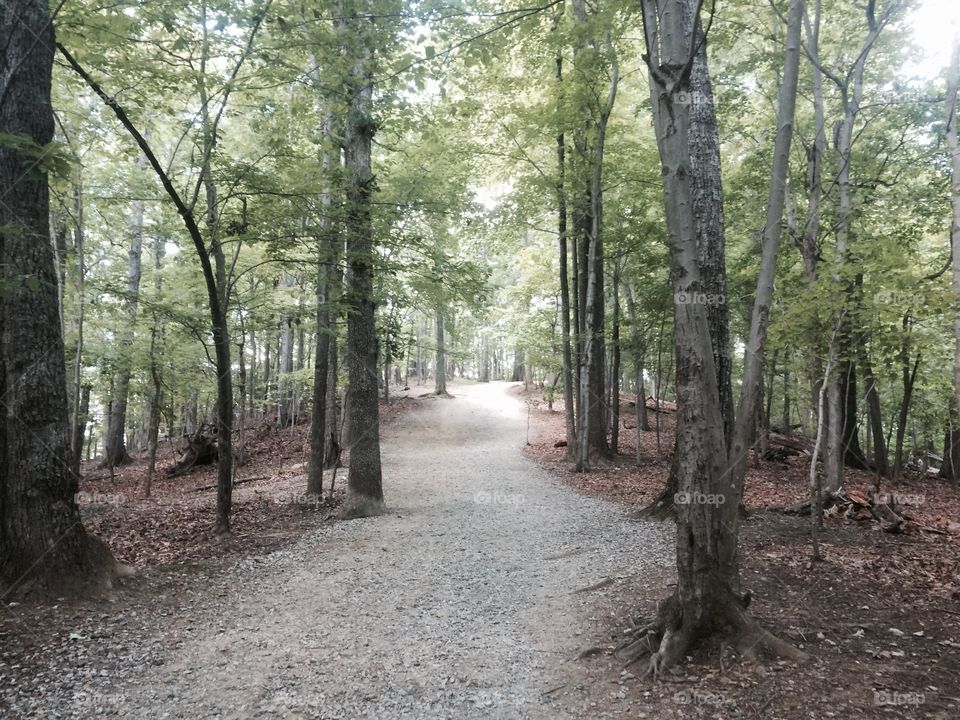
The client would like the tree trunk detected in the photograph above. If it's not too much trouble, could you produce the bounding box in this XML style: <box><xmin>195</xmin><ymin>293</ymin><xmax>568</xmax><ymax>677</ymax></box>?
<box><xmin>103</xmin><ymin>143</ymin><xmax>149</xmax><ymax>468</ymax></box>
<box><xmin>144</xmin><ymin>233</ymin><xmax>164</xmax><ymax>497</ymax></box>
<box><xmin>893</xmin><ymin>318</ymin><xmax>920</xmax><ymax>480</ymax></box>
<box><xmin>1</xmin><ymin>3</ymin><xmax>114</xmax><ymax>593</ymax></box>
<box><xmin>342</xmin><ymin>5</ymin><xmax>384</xmax><ymax>516</ymax></box>
<box><xmin>308</xmin><ymin>108</ymin><xmax>338</xmax><ymax>497</ymax></box>
<box><xmin>72</xmin><ymin>385</ymin><xmax>91</xmax><ymax>480</ymax></box>
<box><xmin>948</xmin><ymin>37</ymin><xmax>960</xmax><ymax>482</ymax></box>
<box><xmin>687</xmin><ymin>14</ymin><xmax>734</xmax><ymax>449</ymax></box>
<box><xmin>859</xmin><ymin>349</ymin><xmax>888</xmax><ymax>477</ymax></box>
<box><xmin>610</xmin><ymin>264</ymin><xmax>621</xmax><ymax>453</ymax></box>
<box><xmin>633</xmin><ymin>0</ymin><xmax>806</xmax><ymax>674</ymax></box>
<box><xmin>69</xmin><ymin>180</ymin><xmax>87</xmax><ymax>478</ymax></box>
<box><xmin>556</xmin><ymin>54</ymin><xmax>576</xmax><ymax>455</ymax></box>
<box><xmin>435</xmin><ymin>311</ymin><xmax>447</xmax><ymax>395</ymax></box>
<box><xmin>263</xmin><ymin>328</ymin><xmax>272</xmax><ymax>413</ymax></box>
<box><xmin>824</xmin><ymin>377</ymin><xmax>843</xmax><ymax>493</ymax></box>
<box><xmin>278</xmin><ymin>273</ymin><xmax>296</xmax><ymax>428</ymax></box>
<box><xmin>571</xmin><ymin>0</ymin><xmax>614</xmax><ymax>466</ymax></box>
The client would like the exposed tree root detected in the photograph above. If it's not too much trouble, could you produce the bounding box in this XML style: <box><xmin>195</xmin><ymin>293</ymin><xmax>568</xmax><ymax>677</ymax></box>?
<box><xmin>0</xmin><ymin>535</ymin><xmax>127</xmax><ymax>600</ymax></box>
<box><xmin>614</xmin><ymin>591</ymin><xmax>809</xmax><ymax>677</ymax></box>
<box><xmin>340</xmin><ymin>496</ymin><xmax>387</xmax><ymax>519</ymax></box>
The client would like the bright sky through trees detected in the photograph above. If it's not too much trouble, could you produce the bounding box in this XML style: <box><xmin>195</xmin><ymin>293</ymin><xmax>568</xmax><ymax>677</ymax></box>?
<box><xmin>909</xmin><ymin>0</ymin><xmax>960</xmax><ymax>78</ymax></box>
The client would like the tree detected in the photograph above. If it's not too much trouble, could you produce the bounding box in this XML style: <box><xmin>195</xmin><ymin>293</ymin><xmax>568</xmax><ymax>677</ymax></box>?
<box><xmin>729</xmin><ymin>0</ymin><xmax>805</xmax><ymax>504</ymax></box>
<box><xmin>0</xmin><ymin>0</ymin><xmax>114</xmax><ymax>594</ymax></box>
<box><xmin>627</xmin><ymin>0</ymin><xmax>807</xmax><ymax>674</ymax></box>
<box><xmin>947</xmin><ymin>36</ymin><xmax>960</xmax><ymax>482</ymax></box>
<box><xmin>571</xmin><ymin>0</ymin><xmax>619</xmax><ymax>471</ymax></box>
<box><xmin>341</xmin><ymin>0</ymin><xmax>385</xmax><ymax>517</ymax></box>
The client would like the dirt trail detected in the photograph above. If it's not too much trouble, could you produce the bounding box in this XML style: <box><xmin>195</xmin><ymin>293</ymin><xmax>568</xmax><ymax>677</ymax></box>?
<box><xmin>7</xmin><ymin>381</ymin><xmax>673</xmax><ymax>719</ymax></box>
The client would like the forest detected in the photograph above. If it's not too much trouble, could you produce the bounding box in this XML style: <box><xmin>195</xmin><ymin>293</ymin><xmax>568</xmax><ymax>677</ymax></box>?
<box><xmin>2</xmin><ymin>0</ymin><xmax>960</xmax><ymax>717</ymax></box>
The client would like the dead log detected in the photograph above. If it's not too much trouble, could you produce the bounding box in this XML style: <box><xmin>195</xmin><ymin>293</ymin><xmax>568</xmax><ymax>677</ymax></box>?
<box><xmin>778</xmin><ymin>488</ymin><xmax>908</xmax><ymax>533</ymax></box>
<box><xmin>166</xmin><ymin>424</ymin><xmax>218</xmax><ymax>478</ymax></box>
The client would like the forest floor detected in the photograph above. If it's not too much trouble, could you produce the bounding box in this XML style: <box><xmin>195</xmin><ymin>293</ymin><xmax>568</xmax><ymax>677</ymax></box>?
<box><xmin>1</xmin><ymin>380</ymin><xmax>677</xmax><ymax>719</ymax></box>
<box><xmin>5</xmin><ymin>381</ymin><xmax>960</xmax><ymax>718</ymax></box>
<box><xmin>521</xmin><ymin>387</ymin><xmax>960</xmax><ymax>719</ymax></box>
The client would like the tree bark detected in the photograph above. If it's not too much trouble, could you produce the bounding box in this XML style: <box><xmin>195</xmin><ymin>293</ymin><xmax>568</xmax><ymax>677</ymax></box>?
<box><xmin>719</xmin><ymin>0</ymin><xmax>803</xmax><ymax>509</ymax></box>
<box><xmin>103</xmin><ymin>143</ymin><xmax>149</xmax><ymax>467</ymax></box>
<box><xmin>556</xmin><ymin>51</ymin><xmax>577</xmax><ymax>455</ymax></box>
<box><xmin>610</xmin><ymin>263</ymin><xmax>622</xmax><ymax>453</ymax></box>
<box><xmin>1</xmin><ymin>2</ymin><xmax>114</xmax><ymax>594</ymax></box>
<box><xmin>687</xmin><ymin>14</ymin><xmax>734</xmax><ymax>448</ymax></box>
<box><xmin>947</xmin><ymin>36</ymin><xmax>960</xmax><ymax>482</ymax></box>
<box><xmin>634</xmin><ymin>0</ymin><xmax>806</xmax><ymax>674</ymax></box>
<box><xmin>435</xmin><ymin>311</ymin><xmax>447</xmax><ymax>395</ymax></box>
<box><xmin>342</xmin><ymin>2</ymin><xmax>384</xmax><ymax>516</ymax></box>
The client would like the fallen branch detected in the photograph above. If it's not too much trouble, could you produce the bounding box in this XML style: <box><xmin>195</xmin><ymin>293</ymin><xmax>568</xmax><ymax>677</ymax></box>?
<box><xmin>191</xmin><ymin>475</ymin><xmax>269</xmax><ymax>493</ymax></box>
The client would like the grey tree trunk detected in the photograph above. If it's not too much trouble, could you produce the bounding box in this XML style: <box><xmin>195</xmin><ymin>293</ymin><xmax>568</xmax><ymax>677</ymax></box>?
<box><xmin>609</xmin><ymin>263</ymin><xmax>621</xmax><ymax>453</ymax></box>
<box><xmin>800</xmin><ymin>0</ymin><xmax>829</xmax><ymax>463</ymax></box>
<box><xmin>728</xmin><ymin>0</ymin><xmax>804</xmax><ymax>501</ymax></box>
<box><xmin>435</xmin><ymin>311</ymin><xmax>447</xmax><ymax>395</ymax></box>
<box><xmin>556</xmin><ymin>65</ymin><xmax>577</xmax><ymax>454</ymax></box>
<box><xmin>278</xmin><ymin>272</ymin><xmax>296</xmax><ymax>428</ymax></box>
<box><xmin>688</xmin><ymin>16</ymin><xmax>734</xmax><ymax>448</ymax></box>
<box><xmin>104</xmin><ymin>143</ymin><xmax>149</xmax><ymax>467</ymax></box>
<box><xmin>893</xmin><ymin>316</ymin><xmax>920</xmax><ymax>480</ymax></box>
<box><xmin>624</xmin><ymin>284</ymin><xmax>651</xmax><ymax>468</ymax></box>
<box><xmin>635</xmin><ymin>0</ymin><xmax>806</xmax><ymax>674</ymax></box>
<box><xmin>947</xmin><ymin>37</ymin><xmax>960</xmax><ymax>482</ymax></box>
<box><xmin>342</xmin><ymin>4</ymin><xmax>384</xmax><ymax>516</ymax></box>
<box><xmin>69</xmin><ymin>180</ymin><xmax>87</xmax><ymax>478</ymax></box>
<box><xmin>144</xmin><ymin>234</ymin><xmax>165</xmax><ymax>498</ymax></box>
<box><xmin>572</xmin><ymin>0</ymin><xmax>618</xmax><ymax>470</ymax></box>
<box><xmin>0</xmin><ymin>2</ymin><xmax>114</xmax><ymax>593</ymax></box>
<box><xmin>308</xmin><ymin>109</ymin><xmax>338</xmax><ymax>497</ymax></box>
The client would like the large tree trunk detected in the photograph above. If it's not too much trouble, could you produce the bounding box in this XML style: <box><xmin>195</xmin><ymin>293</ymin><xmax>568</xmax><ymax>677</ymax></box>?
<box><xmin>342</xmin><ymin>4</ymin><xmax>384</xmax><ymax>516</ymax></box>
<box><xmin>630</xmin><ymin>0</ymin><xmax>806</xmax><ymax>675</ymax></box>
<box><xmin>0</xmin><ymin>2</ymin><xmax>114</xmax><ymax>594</ymax></box>
<box><xmin>688</xmin><ymin>18</ymin><xmax>734</xmax><ymax>448</ymax></box>
<box><xmin>640</xmin><ymin>0</ymin><xmax>733</xmax><ymax>512</ymax></box>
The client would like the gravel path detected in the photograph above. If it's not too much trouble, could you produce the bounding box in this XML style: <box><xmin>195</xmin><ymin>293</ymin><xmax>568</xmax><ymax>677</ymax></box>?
<box><xmin>3</xmin><ymin>381</ymin><xmax>673</xmax><ymax>719</ymax></box>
